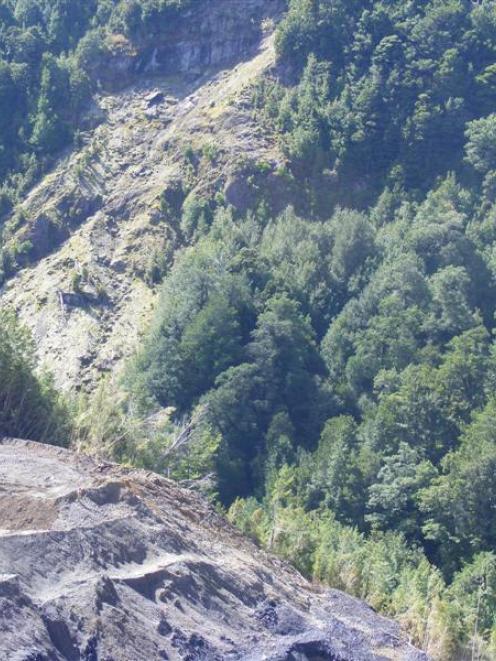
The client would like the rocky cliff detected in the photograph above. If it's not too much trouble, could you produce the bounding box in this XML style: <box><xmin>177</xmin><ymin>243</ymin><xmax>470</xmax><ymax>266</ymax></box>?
<box><xmin>0</xmin><ymin>438</ymin><xmax>427</xmax><ymax>661</ymax></box>
<box><xmin>0</xmin><ymin>0</ymin><xmax>291</xmax><ymax>391</ymax></box>
<box><xmin>97</xmin><ymin>0</ymin><xmax>284</xmax><ymax>88</ymax></box>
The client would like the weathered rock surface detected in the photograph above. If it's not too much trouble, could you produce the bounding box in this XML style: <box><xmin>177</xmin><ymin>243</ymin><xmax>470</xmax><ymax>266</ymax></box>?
<box><xmin>97</xmin><ymin>0</ymin><xmax>284</xmax><ymax>89</ymax></box>
<box><xmin>0</xmin><ymin>438</ymin><xmax>427</xmax><ymax>661</ymax></box>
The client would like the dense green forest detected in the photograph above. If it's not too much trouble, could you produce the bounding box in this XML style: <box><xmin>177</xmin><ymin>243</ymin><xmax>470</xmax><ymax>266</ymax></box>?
<box><xmin>3</xmin><ymin>0</ymin><xmax>496</xmax><ymax>657</ymax></box>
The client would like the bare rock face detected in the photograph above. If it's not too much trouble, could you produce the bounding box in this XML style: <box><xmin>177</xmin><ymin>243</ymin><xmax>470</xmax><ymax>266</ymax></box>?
<box><xmin>99</xmin><ymin>0</ymin><xmax>285</xmax><ymax>88</ymax></box>
<box><xmin>0</xmin><ymin>438</ymin><xmax>427</xmax><ymax>661</ymax></box>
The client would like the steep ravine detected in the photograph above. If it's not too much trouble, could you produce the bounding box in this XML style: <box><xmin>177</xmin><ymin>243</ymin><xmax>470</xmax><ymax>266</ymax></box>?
<box><xmin>0</xmin><ymin>438</ymin><xmax>427</xmax><ymax>661</ymax></box>
<box><xmin>0</xmin><ymin>0</ymin><xmax>289</xmax><ymax>391</ymax></box>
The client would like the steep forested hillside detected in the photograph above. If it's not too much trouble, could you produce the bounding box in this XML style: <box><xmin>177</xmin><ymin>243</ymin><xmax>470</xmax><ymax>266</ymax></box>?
<box><xmin>121</xmin><ymin>1</ymin><xmax>496</xmax><ymax>656</ymax></box>
<box><xmin>3</xmin><ymin>0</ymin><xmax>496</xmax><ymax>658</ymax></box>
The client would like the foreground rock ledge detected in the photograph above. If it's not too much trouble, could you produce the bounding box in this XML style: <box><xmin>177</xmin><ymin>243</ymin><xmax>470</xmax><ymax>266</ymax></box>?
<box><xmin>0</xmin><ymin>439</ymin><xmax>426</xmax><ymax>661</ymax></box>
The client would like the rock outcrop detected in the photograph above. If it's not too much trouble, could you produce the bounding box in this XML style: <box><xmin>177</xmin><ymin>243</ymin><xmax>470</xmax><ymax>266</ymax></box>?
<box><xmin>97</xmin><ymin>0</ymin><xmax>285</xmax><ymax>89</ymax></box>
<box><xmin>0</xmin><ymin>438</ymin><xmax>427</xmax><ymax>661</ymax></box>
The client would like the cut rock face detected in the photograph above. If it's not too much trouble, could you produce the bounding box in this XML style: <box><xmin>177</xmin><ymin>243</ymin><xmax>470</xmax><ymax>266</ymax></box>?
<box><xmin>0</xmin><ymin>439</ymin><xmax>428</xmax><ymax>660</ymax></box>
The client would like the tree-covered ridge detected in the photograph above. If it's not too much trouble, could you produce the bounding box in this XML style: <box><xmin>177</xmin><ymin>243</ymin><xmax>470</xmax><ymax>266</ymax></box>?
<box><xmin>0</xmin><ymin>0</ymin><xmax>192</xmax><ymax>214</ymax></box>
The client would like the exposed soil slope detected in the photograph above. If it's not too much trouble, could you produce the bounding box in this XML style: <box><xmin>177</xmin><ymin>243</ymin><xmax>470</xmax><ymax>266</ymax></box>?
<box><xmin>0</xmin><ymin>438</ymin><xmax>427</xmax><ymax>661</ymax></box>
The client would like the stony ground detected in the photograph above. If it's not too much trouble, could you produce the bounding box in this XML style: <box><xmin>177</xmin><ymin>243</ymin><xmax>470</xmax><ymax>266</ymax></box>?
<box><xmin>0</xmin><ymin>438</ymin><xmax>428</xmax><ymax>661</ymax></box>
